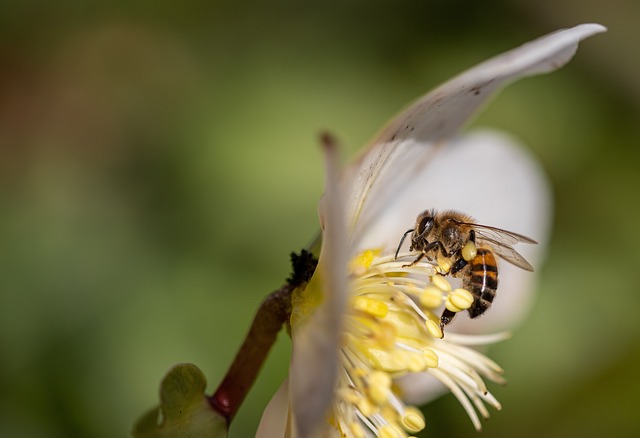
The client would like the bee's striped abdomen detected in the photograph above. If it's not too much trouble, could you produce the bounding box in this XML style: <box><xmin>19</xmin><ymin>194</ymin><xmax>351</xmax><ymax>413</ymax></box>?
<box><xmin>465</xmin><ymin>248</ymin><xmax>499</xmax><ymax>319</ymax></box>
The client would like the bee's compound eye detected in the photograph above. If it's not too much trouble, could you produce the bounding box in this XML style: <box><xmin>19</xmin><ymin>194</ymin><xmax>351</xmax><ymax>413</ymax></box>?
<box><xmin>417</xmin><ymin>216</ymin><xmax>434</xmax><ymax>235</ymax></box>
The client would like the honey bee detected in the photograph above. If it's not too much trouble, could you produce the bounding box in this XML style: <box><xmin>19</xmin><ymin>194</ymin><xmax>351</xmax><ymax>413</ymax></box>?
<box><xmin>395</xmin><ymin>209</ymin><xmax>536</xmax><ymax>329</ymax></box>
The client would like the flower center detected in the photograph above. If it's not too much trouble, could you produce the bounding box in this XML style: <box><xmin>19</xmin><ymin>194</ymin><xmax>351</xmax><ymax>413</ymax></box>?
<box><xmin>333</xmin><ymin>249</ymin><xmax>475</xmax><ymax>437</ymax></box>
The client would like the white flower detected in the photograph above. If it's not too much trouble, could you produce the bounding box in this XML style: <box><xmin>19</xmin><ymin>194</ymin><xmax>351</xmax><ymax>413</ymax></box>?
<box><xmin>257</xmin><ymin>24</ymin><xmax>605</xmax><ymax>438</ymax></box>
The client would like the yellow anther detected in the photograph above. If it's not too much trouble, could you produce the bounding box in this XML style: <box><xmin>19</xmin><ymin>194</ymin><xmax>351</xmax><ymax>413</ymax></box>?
<box><xmin>419</xmin><ymin>285</ymin><xmax>443</xmax><ymax>309</ymax></box>
<box><xmin>352</xmin><ymin>367</ymin><xmax>367</xmax><ymax>379</ymax></box>
<box><xmin>349</xmin><ymin>422</ymin><xmax>366</xmax><ymax>438</ymax></box>
<box><xmin>405</xmin><ymin>282</ymin><xmax>420</xmax><ymax>296</ymax></box>
<box><xmin>350</xmin><ymin>340</ymin><xmax>403</xmax><ymax>373</ymax></box>
<box><xmin>383</xmin><ymin>309</ymin><xmax>424</xmax><ymax>340</ymax></box>
<box><xmin>353</xmin><ymin>296</ymin><xmax>389</xmax><ymax>318</ymax></box>
<box><xmin>368</xmin><ymin>371</ymin><xmax>392</xmax><ymax>404</ymax></box>
<box><xmin>444</xmin><ymin>296</ymin><xmax>464</xmax><ymax>313</ymax></box>
<box><xmin>406</xmin><ymin>353</ymin><xmax>427</xmax><ymax>373</ymax></box>
<box><xmin>402</xmin><ymin>407</ymin><xmax>426</xmax><ymax>433</ymax></box>
<box><xmin>337</xmin><ymin>388</ymin><xmax>360</xmax><ymax>405</ymax></box>
<box><xmin>374</xmin><ymin>321</ymin><xmax>397</xmax><ymax>350</ymax></box>
<box><xmin>349</xmin><ymin>249</ymin><xmax>381</xmax><ymax>275</ymax></box>
<box><xmin>431</xmin><ymin>275</ymin><xmax>452</xmax><ymax>292</ymax></box>
<box><xmin>390</xmin><ymin>349</ymin><xmax>411</xmax><ymax>370</ymax></box>
<box><xmin>356</xmin><ymin>397</ymin><xmax>376</xmax><ymax>417</ymax></box>
<box><xmin>426</xmin><ymin>319</ymin><xmax>443</xmax><ymax>339</ymax></box>
<box><xmin>422</xmin><ymin>348</ymin><xmax>439</xmax><ymax>368</ymax></box>
<box><xmin>462</xmin><ymin>240</ymin><xmax>477</xmax><ymax>261</ymax></box>
<box><xmin>449</xmin><ymin>288</ymin><xmax>474</xmax><ymax>310</ymax></box>
<box><xmin>378</xmin><ymin>425</ymin><xmax>403</xmax><ymax>438</ymax></box>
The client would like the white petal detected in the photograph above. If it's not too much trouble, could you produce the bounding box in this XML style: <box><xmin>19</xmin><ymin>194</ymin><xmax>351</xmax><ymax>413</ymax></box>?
<box><xmin>256</xmin><ymin>378</ymin><xmax>291</xmax><ymax>438</ymax></box>
<box><xmin>345</xmin><ymin>23</ymin><xmax>604</xmax><ymax>247</ymax></box>
<box><xmin>397</xmin><ymin>371</ymin><xmax>447</xmax><ymax>406</ymax></box>
<box><xmin>359</xmin><ymin>129</ymin><xmax>552</xmax><ymax>331</ymax></box>
<box><xmin>290</xmin><ymin>137</ymin><xmax>348</xmax><ymax>437</ymax></box>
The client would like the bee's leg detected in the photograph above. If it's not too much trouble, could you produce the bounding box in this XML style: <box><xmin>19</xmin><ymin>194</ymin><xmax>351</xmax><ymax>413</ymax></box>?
<box><xmin>402</xmin><ymin>252</ymin><xmax>425</xmax><ymax>268</ymax></box>
<box><xmin>449</xmin><ymin>258</ymin><xmax>468</xmax><ymax>276</ymax></box>
<box><xmin>405</xmin><ymin>241</ymin><xmax>440</xmax><ymax>268</ymax></box>
<box><xmin>440</xmin><ymin>308</ymin><xmax>456</xmax><ymax>331</ymax></box>
<box><xmin>422</xmin><ymin>240</ymin><xmax>448</xmax><ymax>260</ymax></box>
<box><xmin>424</xmin><ymin>241</ymin><xmax>442</xmax><ymax>253</ymax></box>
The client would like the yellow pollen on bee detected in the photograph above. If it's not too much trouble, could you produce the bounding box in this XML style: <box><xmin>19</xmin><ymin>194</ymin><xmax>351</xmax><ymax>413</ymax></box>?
<box><xmin>436</xmin><ymin>255</ymin><xmax>452</xmax><ymax>273</ymax></box>
<box><xmin>462</xmin><ymin>240</ymin><xmax>478</xmax><ymax>261</ymax></box>
<box><xmin>353</xmin><ymin>296</ymin><xmax>389</xmax><ymax>318</ymax></box>
<box><xmin>431</xmin><ymin>275</ymin><xmax>452</xmax><ymax>292</ymax></box>
<box><xmin>449</xmin><ymin>288</ymin><xmax>474</xmax><ymax>310</ymax></box>
<box><xmin>402</xmin><ymin>407</ymin><xmax>426</xmax><ymax>433</ymax></box>
<box><xmin>419</xmin><ymin>285</ymin><xmax>443</xmax><ymax>308</ymax></box>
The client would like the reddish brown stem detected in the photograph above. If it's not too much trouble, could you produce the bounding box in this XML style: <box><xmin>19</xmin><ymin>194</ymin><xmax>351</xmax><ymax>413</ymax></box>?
<box><xmin>208</xmin><ymin>284</ymin><xmax>293</xmax><ymax>422</ymax></box>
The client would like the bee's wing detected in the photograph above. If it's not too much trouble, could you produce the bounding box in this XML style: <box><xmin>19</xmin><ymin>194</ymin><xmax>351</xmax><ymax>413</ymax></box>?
<box><xmin>470</xmin><ymin>223</ymin><xmax>536</xmax><ymax>271</ymax></box>
<box><xmin>344</xmin><ymin>24</ymin><xmax>606</xmax><ymax>248</ymax></box>
<box><xmin>470</xmin><ymin>223</ymin><xmax>538</xmax><ymax>245</ymax></box>
<box><xmin>479</xmin><ymin>236</ymin><xmax>535</xmax><ymax>271</ymax></box>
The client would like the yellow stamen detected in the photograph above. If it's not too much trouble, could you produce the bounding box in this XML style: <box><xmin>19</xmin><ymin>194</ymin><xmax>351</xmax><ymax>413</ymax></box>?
<box><xmin>406</xmin><ymin>353</ymin><xmax>426</xmax><ymax>373</ymax></box>
<box><xmin>378</xmin><ymin>425</ymin><xmax>403</xmax><ymax>438</ymax></box>
<box><xmin>431</xmin><ymin>275</ymin><xmax>452</xmax><ymax>292</ymax></box>
<box><xmin>337</xmin><ymin>248</ymin><xmax>501</xmax><ymax>436</ymax></box>
<box><xmin>419</xmin><ymin>285</ymin><xmax>443</xmax><ymax>309</ymax></box>
<box><xmin>368</xmin><ymin>371</ymin><xmax>392</xmax><ymax>405</ymax></box>
<box><xmin>349</xmin><ymin>422</ymin><xmax>366</xmax><ymax>438</ymax></box>
<box><xmin>349</xmin><ymin>249</ymin><xmax>382</xmax><ymax>275</ymax></box>
<box><xmin>402</xmin><ymin>407</ymin><xmax>426</xmax><ymax>433</ymax></box>
<box><xmin>356</xmin><ymin>397</ymin><xmax>376</xmax><ymax>417</ymax></box>
<box><xmin>374</xmin><ymin>321</ymin><xmax>397</xmax><ymax>350</ymax></box>
<box><xmin>383</xmin><ymin>309</ymin><xmax>425</xmax><ymax>340</ymax></box>
<box><xmin>444</xmin><ymin>296</ymin><xmax>464</xmax><ymax>313</ymax></box>
<box><xmin>426</xmin><ymin>319</ymin><xmax>443</xmax><ymax>339</ymax></box>
<box><xmin>338</xmin><ymin>387</ymin><xmax>359</xmax><ymax>405</ymax></box>
<box><xmin>449</xmin><ymin>288</ymin><xmax>474</xmax><ymax>310</ymax></box>
<box><xmin>353</xmin><ymin>296</ymin><xmax>389</xmax><ymax>318</ymax></box>
<box><xmin>422</xmin><ymin>348</ymin><xmax>439</xmax><ymax>368</ymax></box>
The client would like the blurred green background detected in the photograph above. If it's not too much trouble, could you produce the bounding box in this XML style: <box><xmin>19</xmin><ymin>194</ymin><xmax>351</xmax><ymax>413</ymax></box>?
<box><xmin>1</xmin><ymin>1</ymin><xmax>638</xmax><ymax>437</ymax></box>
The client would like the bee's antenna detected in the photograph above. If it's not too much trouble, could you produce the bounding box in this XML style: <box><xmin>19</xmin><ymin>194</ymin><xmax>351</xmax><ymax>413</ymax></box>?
<box><xmin>395</xmin><ymin>229</ymin><xmax>414</xmax><ymax>260</ymax></box>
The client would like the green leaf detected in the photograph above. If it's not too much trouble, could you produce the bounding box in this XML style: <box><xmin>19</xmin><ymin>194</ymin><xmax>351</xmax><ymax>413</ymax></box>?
<box><xmin>132</xmin><ymin>363</ymin><xmax>228</xmax><ymax>438</ymax></box>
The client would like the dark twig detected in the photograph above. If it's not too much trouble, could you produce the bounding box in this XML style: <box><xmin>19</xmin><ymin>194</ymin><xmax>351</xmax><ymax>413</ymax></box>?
<box><xmin>208</xmin><ymin>249</ymin><xmax>318</xmax><ymax>422</ymax></box>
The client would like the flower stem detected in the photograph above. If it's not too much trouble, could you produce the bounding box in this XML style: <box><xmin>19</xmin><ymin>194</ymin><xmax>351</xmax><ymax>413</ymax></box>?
<box><xmin>208</xmin><ymin>283</ymin><xmax>293</xmax><ymax>422</ymax></box>
<box><xmin>208</xmin><ymin>249</ymin><xmax>318</xmax><ymax>422</ymax></box>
